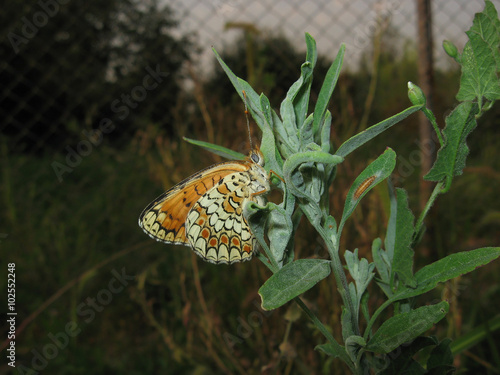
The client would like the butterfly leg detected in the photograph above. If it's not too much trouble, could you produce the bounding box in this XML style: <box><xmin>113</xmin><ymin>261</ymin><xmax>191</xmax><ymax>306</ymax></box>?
<box><xmin>269</xmin><ymin>169</ymin><xmax>285</xmax><ymax>184</ymax></box>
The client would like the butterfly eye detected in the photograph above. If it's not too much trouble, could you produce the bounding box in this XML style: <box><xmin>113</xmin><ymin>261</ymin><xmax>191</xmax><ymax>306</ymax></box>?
<box><xmin>250</xmin><ymin>152</ymin><xmax>260</xmax><ymax>164</ymax></box>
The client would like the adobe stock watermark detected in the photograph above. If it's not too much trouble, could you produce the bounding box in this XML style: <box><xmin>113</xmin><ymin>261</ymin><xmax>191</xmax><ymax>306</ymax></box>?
<box><xmin>15</xmin><ymin>268</ymin><xmax>134</xmax><ymax>374</ymax></box>
<box><xmin>211</xmin><ymin>0</ymin><xmax>240</xmax><ymax>17</ymax></box>
<box><xmin>223</xmin><ymin>298</ymin><xmax>274</xmax><ymax>351</ymax></box>
<box><xmin>351</xmin><ymin>0</ymin><xmax>405</xmax><ymax>53</ymax></box>
<box><xmin>51</xmin><ymin>64</ymin><xmax>169</xmax><ymax>183</ymax></box>
<box><xmin>394</xmin><ymin>134</ymin><xmax>438</xmax><ymax>184</ymax></box>
<box><xmin>8</xmin><ymin>0</ymin><xmax>70</xmax><ymax>54</ymax></box>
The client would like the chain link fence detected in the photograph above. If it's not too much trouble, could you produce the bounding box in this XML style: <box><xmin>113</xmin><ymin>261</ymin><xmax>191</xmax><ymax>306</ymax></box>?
<box><xmin>0</xmin><ymin>0</ymin><xmax>488</xmax><ymax>155</ymax></box>
<box><xmin>173</xmin><ymin>0</ymin><xmax>485</xmax><ymax>72</ymax></box>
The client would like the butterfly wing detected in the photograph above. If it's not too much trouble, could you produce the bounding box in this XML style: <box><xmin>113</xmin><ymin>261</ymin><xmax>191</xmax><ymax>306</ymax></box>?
<box><xmin>185</xmin><ymin>171</ymin><xmax>262</xmax><ymax>264</ymax></box>
<box><xmin>139</xmin><ymin>161</ymin><xmax>250</xmax><ymax>245</ymax></box>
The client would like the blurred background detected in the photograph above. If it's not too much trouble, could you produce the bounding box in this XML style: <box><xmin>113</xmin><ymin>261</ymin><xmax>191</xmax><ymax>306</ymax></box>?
<box><xmin>1</xmin><ymin>0</ymin><xmax>499</xmax><ymax>374</ymax></box>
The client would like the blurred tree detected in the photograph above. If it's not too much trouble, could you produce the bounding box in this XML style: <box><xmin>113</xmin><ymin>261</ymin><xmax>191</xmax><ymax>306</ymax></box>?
<box><xmin>0</xmin><ymin>0</ymin><xmax>193</xmax><ymax>153</ymax></box>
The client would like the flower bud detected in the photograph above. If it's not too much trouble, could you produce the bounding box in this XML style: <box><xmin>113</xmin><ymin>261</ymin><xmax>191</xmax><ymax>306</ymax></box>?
<box><xmin>443</xmin><ymin>40</ymin><xmax>459</xmax><ymax>59</ymax></box>
<box><xmin>407</xmin><ymin>82</ymin><xmax>426</xmax><ymax>107</ymax></box>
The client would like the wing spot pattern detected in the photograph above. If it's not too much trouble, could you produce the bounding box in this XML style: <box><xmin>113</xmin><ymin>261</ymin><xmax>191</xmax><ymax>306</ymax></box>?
<box><xmin>140</xmin><ymin>156</ymin><xmax>271</xmax><ymax>264</ymax></box>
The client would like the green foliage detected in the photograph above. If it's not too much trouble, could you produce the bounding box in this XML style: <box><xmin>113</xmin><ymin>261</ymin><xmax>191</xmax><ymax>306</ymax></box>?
<box><xmin>366</xmin><ymin>302</ymin><xmax>449</xmax><ymax>354</ymax></box>
<box><xmin>187</xmin><ymin>2</ymin><xmax>500</xmax><ymax>373</ymax></box>
<box><xmin>424</xmin><ymin>102</ymin><xmax>479</xmax><ymax>190</ymax></box>
<box><xmin>456</xmin><ymin>1</ymin><xmax>500</xmax><ymax>103</ymax></box>
<box><xmin>426</xmin><ymin>0</ymin><xmax>500</xmax><ymax>191</ymax></box>
<box><xmin>258</xmin><ymin>259</ymin><xmax>331</xmax><ymax>310</ymax></box>
<box><xmin>183</xmin><ymin>137</ymin><xmax>246</xmax><ymax>160</ymax></box>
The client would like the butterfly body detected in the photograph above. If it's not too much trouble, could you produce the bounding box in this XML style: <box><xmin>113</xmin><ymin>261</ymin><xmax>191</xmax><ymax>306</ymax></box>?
<box><xmin>139</xmin><ymin>150</ymin><xmax>269</xmax><ymax>264</ymax></box>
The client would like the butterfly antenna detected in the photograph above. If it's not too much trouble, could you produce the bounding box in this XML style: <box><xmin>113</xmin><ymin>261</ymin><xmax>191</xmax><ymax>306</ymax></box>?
<box><xmin>242</xmin><ymin>90</ymin><xmax>253</xmax><ymax>150</ymax></box>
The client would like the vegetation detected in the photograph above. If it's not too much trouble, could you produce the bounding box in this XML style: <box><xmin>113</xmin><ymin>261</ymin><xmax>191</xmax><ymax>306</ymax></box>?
<box><xmin>196</xmin><ymin>1</ymin><xmax>500</xmax><ymax>372</ymax></box>
<box><xmin>1</xmin><ymin>1</ymin><xmax>499</xmax><ymax>374</ymax></box>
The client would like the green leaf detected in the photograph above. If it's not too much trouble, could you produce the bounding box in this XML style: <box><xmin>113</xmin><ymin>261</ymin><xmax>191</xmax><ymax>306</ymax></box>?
<box><xmin>284</xmin><ymin>33</ymin><xmax>317</xmax><ymax>129</ymax></box>
<box><xmin>319</xmin><ymin>110</ymin><xmax>332</xmax><ymax>152</ymax></box>
<box><xmin>424</xmin><ymin>101</ymin><xmax>479</xmax><ymax>189</ymax></box>
<box><xmin>393</xmin><ymin>247</ymin><xmax>500</xmax><ymax>301</ymax></box>
<box><xmin>335</xmin><ymin>105</ymin><xmax>422</xmax><ymax>158</ymax></box>
<box><xmin>266</xmin><ymin>203</ymin><xmax>293</xmax><ymax>268</ymax></box>
<box><xmin>316</xmin><ymin>343</ymin><xmax>345</xmax><ymax>359</ymax></box>
<box><xmin>377</xmin><ymin>336</ymin><xmax>439</xmax><ymax>375</ymax></box>
<box><xmin>213</xmin><ymin>48</ymin><xmax>267</xmax><ymax>129</ymax></box>
<box><xmin>366</xmin><ymin>301</ymin><xmax>449</xmax><ymax>354</ymax></box>
<box><xmin>391</xmin><ymin>188</ymin><xmax>416</xmax><ymax>288</ymax></box>
<box><xmin>312</xmin><ymin>44</ymin><xmax>345</xmax><ymax>136</ymax></box>
<box><xmin>456</xmin><ymin>0</ymin><xmax>500</xmax><ymax>102</ymax></box>
<box><xmin>213</xmin><ymin>47</ymin><xmax>283</xmax><ymax>176</ymax></box>
<box><xmin>427</xmin><ymin>338</ymin><xmax>453</xmax><ymax>370</ymax></box>
<box><xmin>344</xmin><ymin>249</ymin><xmax>375</xmax><ymax>321</ymax></box>
<box><xmin>343</xmin><ymin>250</ymin><xmax>375</xmax><ymax>341</ymax></box>
<box><xmin>259</xmin><ymin>93</ymin><xmax>274</xmax><ymax>130</ymax></box>
<box><xmin>299</xmin><ymin>113</ymin><xmax>315</xmax><ymax>147</ymax></box>
<box><xmin>339</xmin><ymin>148</ymin><xmax>396</xmax><ymax>235</ymax></box>
<box><xmin>341</xmin><ymin>304</ymin><xmax>356</xmax><ymax>340</ymax></box>
<box><xmin>259</xmin><ymin>259</ymin><xmax>331</xmax><ymax>310</ymax></box>
<box><xmin>372</xmin><ymin>237</ymin><xmax>390</xmax><ymax>284</ymax></box>
<box><xmin>279</xmin><ymin>97</ymin><xmax>300</xmax><ymax>149</ymax></box>
<box><xmin>324</xmin><ymin>215</ymin><xmax>337</xmax><ymax>240</ymax></box>
<box><xmin>382</xmin><ymin>179</ymin><xmax>397</xmax><ymax>273</ymax></box>
<box><xmin>345</xmin><ymin>335</ymin><xmax>367</xmax><ymax>363</ymax></box>
<box><xmin>283</xmin><ymin>151</ymin><xmax>343</xmax><ymax>201</ymax></box>
<box><xmin>183</xmin><ymin>137</ymin><xmax>246</xmax><ymax>160</ymax></box>
<box><xmin>246</xmin><ymin>202</ymin><xmax>280</xmax><ymax>271</ymax></box>
<box><xmin>377</xmin><ymin>185</ymin><xmax>418</xmax><ymax>293</ymax></box>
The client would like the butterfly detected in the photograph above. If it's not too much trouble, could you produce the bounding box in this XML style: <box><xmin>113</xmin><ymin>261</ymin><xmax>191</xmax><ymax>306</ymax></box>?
<box><xmin>138</xmin><ymin>149</ymin><xmax>271</xmax><ymax>264</ymax></box>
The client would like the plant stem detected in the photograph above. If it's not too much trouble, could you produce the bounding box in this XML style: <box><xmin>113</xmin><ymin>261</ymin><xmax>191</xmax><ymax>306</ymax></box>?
<box><xmin>363</xmin><ymin>299</ymin><xmax>394</xmax><ymax>341</ymax></box>
<box><xmin>414</xmin><ymin>181</ymin><xmax>444</xmax><ymax>238</ymax></box>
<box><xmin>315</xmin><ymin>218</ymin><xmax>360</xmax><ymax>337</ymax></box>
<box><xmin>294</xmin><ymin>297</ymin><xmax>355</xmax><ymax>371</ymax></box>
<box><xmin>422</xmin><ymin>107</ymin><xmax>444</xmax><ymax>146</ymax></box>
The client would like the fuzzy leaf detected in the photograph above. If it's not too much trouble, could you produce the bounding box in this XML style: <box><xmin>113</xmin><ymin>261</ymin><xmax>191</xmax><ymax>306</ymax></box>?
<box><xmin>372</xmin><ymin>238</ymin><xmax>390</xmax><ymax>284</ymax></box>
<box><xmin>339</xmin><ymin>148</ymin><xmax>396</xmax><ymax>234</ymax></box>
<box><xmin>312</xmin><ymin>44</ymin><xmax>345</xmax><ymax>136</ymax></box>
<box><xmin>279</xmin><ymin>97</ymin><xmax>300</xmax><ymax>148</ymax></box>
<box><xmin>456</xmin><ymin>1</ymin><xmax>500</xmax><ymax>102</ymax></box>
<box><xmin>335</xmin><ymin>105</ymin><xmax>422</xmax><ymax>158</ymax></box>
<box><xmin>366</xmin><ymin>301</ymin><xmax>449</xmax><ymax>354</ymax></box>
<box><xmin>392</xmin><ymin>247</ymin><xmax>500</xmax><ymax>301</ymax></box>
<box><xmin>391</xmin><ymin>188</ymin><xmax>416</xmax><ymax>288</ymax></box>
<box><xmin>315</xmin><ymin>342</ymin><xmax>353</xmax><ymax>369</ymax></box>
<box><xmin>266</xmin><ymin>203</ymin><xmax>293</xmax><ymax>267</ymax></box>
<box><xmin>285</xmin><ymin>33</ymin><xmax>317</xmax><ymax>129</ymax></box>
<box><xmin>183</xmin><ymin>137</ymin><xmax>246</xmax><ymax>160</ymax></box>
<box><xmin>283</xmin><ymin>151</ymin><xmax>343</xmax><ymax>201</ymax></box>
<box><xmin>427</xmin><ymin>338</ymin><xmax>454</xmax><ymax>370</ymax></box>
<box><xmin>345</xmin><ymin>249</ymin><xmax>375</xmax><ymax>313</ymax></box>
<box><xmin>424</xmin><ymin>102</ymin><xmax>479</xmax><ymax>188</ymax></box>
<box><xmin>259</xmin><ymin>259</ymin><xmax>331</xmax><ymax>310</ymax></box>
<box><xmin>384</xmin><ymin>180</ymin><xmax>397</xmax><ymax>261</ymax></box>
<box><xmin>377</xmin><ymin>336</ymin><xmax>439</xmax><ymax>375</ymax></box>
<box><xmin>213</xmin><ymin>48</ymin><xmax>283</xmax><ymax>176</ymax></box>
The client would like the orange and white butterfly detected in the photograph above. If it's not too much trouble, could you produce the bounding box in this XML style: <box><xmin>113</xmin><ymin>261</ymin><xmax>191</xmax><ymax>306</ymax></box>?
<box><xmin>138</xmin><ymin>149</ymin><xmax>270</xmax><ymax>264</ymax></box>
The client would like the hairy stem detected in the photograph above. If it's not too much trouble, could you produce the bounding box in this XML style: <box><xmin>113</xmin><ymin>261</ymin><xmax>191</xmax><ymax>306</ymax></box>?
<box><xmin>294</xmin><ymin>297</ymin><xmax>355</xmax><ymax>371</ymax></box>
<box><xmin>414</xmin><ymin>181</ymin><xmax>444</xmax><ymax>239</ymax></box>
